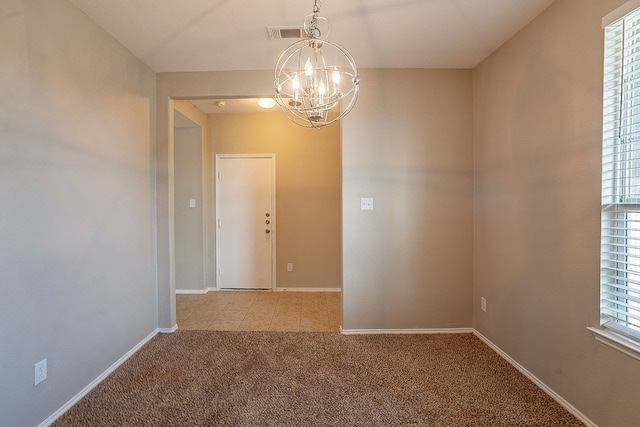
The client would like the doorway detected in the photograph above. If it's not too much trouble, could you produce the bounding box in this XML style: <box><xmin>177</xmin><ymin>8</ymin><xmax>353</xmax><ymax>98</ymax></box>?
<box><xmin>216</xmin><ymin>154</ymin><xmax>276</xmax><ymax>290</ymax></box>
<box><xmin>163</xmin><ymin>94</ymin><xmax>343</xmax><ymax>331</ymax></box>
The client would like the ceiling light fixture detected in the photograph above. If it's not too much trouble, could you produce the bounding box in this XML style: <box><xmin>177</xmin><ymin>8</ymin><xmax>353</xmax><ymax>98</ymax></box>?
<box><xmin>257</xmin><ymin>98</ymin><xmax>276</xmax><ymax>109</ymax></box>
<box><xmin>274</xmin><ymin>0</ymin><xmax>359</xmax><ymax>129</ymax></box>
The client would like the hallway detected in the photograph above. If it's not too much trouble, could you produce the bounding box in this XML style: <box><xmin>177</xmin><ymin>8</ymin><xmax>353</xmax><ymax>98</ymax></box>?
<box><xmin>176</xmin><ymin>291</ymin><xmax>341</xmax><ymax>332</ymax></box>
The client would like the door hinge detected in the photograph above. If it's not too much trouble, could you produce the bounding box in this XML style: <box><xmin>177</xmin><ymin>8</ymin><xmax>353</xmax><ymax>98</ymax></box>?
<box><xmin>217</xmin><ymin>171</ymin><xmax>221</xmax><ymax>180</ymax></box>
<box><xmin>217</xmin><ymin>218</ymin><xmax>221</xmax><ymax>228</ymax></box>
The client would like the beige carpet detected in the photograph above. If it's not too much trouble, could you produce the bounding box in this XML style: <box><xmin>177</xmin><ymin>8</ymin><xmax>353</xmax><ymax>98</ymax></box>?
<box><xmin>53</xmin><ymin>331</ymin><xmax>583</xmax><ymax>426</ymax></box>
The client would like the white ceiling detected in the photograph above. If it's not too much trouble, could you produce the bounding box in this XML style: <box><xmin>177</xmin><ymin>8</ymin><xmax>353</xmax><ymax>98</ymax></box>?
<box><xmin>69</xmin><ymin>0</ymin><xmax>556</xmax><ymax>72</ymax></box>
<box><xmin>190</xmin><ymin>98</ymin><xmax>280</xmax><ymax>114</ymax></box>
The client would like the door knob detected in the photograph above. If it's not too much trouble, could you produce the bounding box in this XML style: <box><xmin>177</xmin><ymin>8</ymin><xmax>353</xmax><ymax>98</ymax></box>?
<box><xmin>265</xmin><ymin>229</ymin><xmax>271</xmax><ymax>234</ymax></box>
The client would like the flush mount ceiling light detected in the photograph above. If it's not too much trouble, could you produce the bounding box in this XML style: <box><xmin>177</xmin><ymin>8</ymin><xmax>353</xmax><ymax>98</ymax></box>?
<box><xmin>257</xmin><ymin>98</ymin><xmax>276</xmax><ymax>109</ymax></box>
<box><xmin>274</xmin><ymin>0</ymin><xmax>359</xmax><ymax>129</ymax></box>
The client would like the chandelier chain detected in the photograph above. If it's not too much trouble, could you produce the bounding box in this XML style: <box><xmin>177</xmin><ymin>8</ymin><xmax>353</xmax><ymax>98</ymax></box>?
<box><xmin>309</xmin><ymin>0</ymin><xmax>321</xmax><ymax>38</ymax></box>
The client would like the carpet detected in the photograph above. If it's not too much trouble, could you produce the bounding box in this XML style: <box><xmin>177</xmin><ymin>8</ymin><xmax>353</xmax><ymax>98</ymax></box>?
<box><xmin>53</xmin><ymin>331</ymin><xmax>583</xmax><ymax>426</ymax></box>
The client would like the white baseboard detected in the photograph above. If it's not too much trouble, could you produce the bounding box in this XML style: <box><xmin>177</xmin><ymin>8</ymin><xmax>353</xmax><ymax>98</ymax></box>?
<box><xmin>158</xmin><ymin>325</ymin><xmax>178</xmax><ymax>333</ymax></box>
<box><xmin>177</xmin><ymin>287</ymin><xmax>342</xmax><ymax>294</ymax></box>
<box><xmin>38</xmin><ymin>329</ymin><xmax>160</xmax><ymax>427</ymax></box>
<box><xmin>340</xmin><ymin>327</ymin><xmax>473</xmax><ymax>335</ymax></box>
<box><xmin>472</xmin><ymin>330</ymin><xmax>597</xmax><ymax>427</ymax></box>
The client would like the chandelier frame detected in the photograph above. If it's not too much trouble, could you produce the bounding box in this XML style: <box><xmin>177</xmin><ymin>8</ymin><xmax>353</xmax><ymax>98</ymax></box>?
<box><xmin>274</xmin><ymin>1</ymin><xmax>360</xmax><ymax>129</ymax></box>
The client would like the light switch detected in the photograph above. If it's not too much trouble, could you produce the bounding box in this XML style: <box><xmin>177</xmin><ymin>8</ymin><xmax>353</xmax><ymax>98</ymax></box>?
<box><xmin>189</xmin><ymin>199</ymin><xmax>196</xmax><ymax>208</ymax></box>
<box><xmin>360</xmin><ymin>197</ymin><xmax>374</xmax><ymax>211</ymax></box>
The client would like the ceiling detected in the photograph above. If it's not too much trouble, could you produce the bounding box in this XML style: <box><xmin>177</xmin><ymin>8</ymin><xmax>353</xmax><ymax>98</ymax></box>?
<box><xmin>68</xmin><ymin>0</ymin><xmax>556</xmax><ymax>72</ymax></box>
<box><xmin>190</xmin><ymin>98</ymin><xmax>280</xmax><ymax>114</ymax></box>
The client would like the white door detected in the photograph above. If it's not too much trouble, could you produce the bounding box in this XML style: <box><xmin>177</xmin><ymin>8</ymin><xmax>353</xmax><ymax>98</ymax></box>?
<box><xmin>216</xmin><ymin>155</ymin><xmax>275</xmax><ymax>289</ymax></box>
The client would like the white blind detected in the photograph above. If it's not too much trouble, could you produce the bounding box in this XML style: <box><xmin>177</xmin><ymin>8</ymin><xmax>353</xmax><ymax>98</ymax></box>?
<box><xmin>601</xmin><ymin>8</ymin><xmax>640</xmax><ymax>340</ymax></box>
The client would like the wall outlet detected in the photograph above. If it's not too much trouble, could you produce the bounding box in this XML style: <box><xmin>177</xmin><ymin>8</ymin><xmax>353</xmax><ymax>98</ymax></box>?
<box><xmin>34</xmin><ymin>359</ymin><xmax>47</xmax><ymax>386</ymax></box>
<box><xmin>480</xmin><ymin>297</ymin><xmax>487</xmax><ymax>312</ymax></box>
<box><xmin>287</xmin><ymin>263</ymin><xmax>293</xmax><ymax>272</ymax></box>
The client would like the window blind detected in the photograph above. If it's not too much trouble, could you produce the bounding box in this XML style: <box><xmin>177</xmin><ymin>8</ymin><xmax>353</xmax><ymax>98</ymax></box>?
<box><xmin>601</xmin><ymin>8</ymin><xmax>640</xmax><ymax>341</ymax></box>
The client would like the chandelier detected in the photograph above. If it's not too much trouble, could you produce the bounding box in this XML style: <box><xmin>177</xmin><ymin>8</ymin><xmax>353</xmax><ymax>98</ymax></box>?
<box><xmin>274</xmin><ymin>0</ymin><xmax>360</xmax><ymax>129</ymax></box>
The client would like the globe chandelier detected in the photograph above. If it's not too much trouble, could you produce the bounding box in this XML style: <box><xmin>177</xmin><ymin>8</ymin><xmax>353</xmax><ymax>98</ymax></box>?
<box><xmin>274</xmin><ymin>0</ymin><xmax>360</xmax><ymax>129</ymax></box>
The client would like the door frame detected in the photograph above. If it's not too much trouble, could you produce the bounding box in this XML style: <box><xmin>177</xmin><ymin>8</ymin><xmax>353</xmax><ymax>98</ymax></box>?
<box><xmin>215</xmin><ymin>154</ymin><xmax>276</xmax><ymax>291</ymax></box>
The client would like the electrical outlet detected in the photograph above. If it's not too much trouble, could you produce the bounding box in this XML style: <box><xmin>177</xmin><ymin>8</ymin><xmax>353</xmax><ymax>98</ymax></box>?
<box><xmin>480</xmin><ymin>297</ymin><xmax>487</xmax><ymax>312</ymax></box>
<box><xmin>287</xmin><ymin>263</ymin><xmax>293</xmax><ymax>272</ymax></box>
<box><xmin>34</xmin><ymin>359</ymin><xmax>47</xmax><ymax>386</ymax></box>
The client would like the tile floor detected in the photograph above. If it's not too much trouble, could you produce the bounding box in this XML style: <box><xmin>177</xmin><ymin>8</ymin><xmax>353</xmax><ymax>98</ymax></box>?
<box><xmin>176</xmin><ymin>291</ymin><xmax>341</xmax><ymax>332</ymax></box>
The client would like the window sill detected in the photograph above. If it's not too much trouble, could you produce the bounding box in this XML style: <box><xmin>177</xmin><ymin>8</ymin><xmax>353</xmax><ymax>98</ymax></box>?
<box><xmin>587</xmin><ymin>327</ymin><xmax>640</xmax><ymax>361</ymax></box>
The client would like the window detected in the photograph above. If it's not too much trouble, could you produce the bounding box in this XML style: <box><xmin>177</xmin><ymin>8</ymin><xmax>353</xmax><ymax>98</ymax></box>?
<box><xmin>600</xmin><ymin>5</ymin><xmax>640</xmax><ymax>350</ymax></box>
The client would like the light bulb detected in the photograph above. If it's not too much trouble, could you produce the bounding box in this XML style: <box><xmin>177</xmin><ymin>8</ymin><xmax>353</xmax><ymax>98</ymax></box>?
<box><xmin>292</xmin><ymin>75</ymin><xmax>300</xmax><ymax>102</ymax></box>
<box><xmin>332</xmin><ymin>67</ymin><xmax>340</xmax><ymax>84</ymax></box>
<box><xmin>318</xmin><ymin>79</ymin><xmax>326</xmax><ymax>105</ymax></box>
<box><xmin>304</xmin><ymin>58</ymin><xmax>313</xmax><ymax>77</ymax></box>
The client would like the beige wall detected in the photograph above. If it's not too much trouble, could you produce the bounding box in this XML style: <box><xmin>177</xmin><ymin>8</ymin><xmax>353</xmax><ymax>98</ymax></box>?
<box><xmin>473</xmin><ymin>0</ymin><xmax>639</xmax><ymax>425</ymax></box>
<box><xmin>342</xmin><ymin>69</ymin><xmax>475</xmax><ymax>330</ymax></box>
<box><xmin>156</xmin><ymin>70</ymin><xmax>474</xmax><ymax>330</ymax></box>
<box><xmin>174</xmin><ymin>122</ymin><xmax>204</xmax><ymax>291</ymax></box>
<box><xmin>173</xmin><ymin>101</ymin><xmax>208</xmax><ymax>292</ymax></box>
<box><xmin>0</xmin><ymin>0</ymin><xmax>156</xmax><ymax>426</ymax></box>
<box><xmin>209</xmin><ymin>112</ymin><xmax>341</xmax><ymax>289</ymax></box>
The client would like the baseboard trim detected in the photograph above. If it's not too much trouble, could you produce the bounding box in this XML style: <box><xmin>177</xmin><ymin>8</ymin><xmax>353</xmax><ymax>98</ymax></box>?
<box><xmin>472</xmin><ymin>330</ymin><xmax>597</xmax><ymax>427</ymax></box>
<box><xmin>340</xmin><ymin>327</ymin><xmax>473</xmax><ymax>335</ymax></box>
<box><xmin>177</xmin><ymin>287</ymin><xmax>342</xmax><ymax>294</ymax></box>
<box><xmin>175</xmin><ymin>289</ymin><xmax>208</xmax><ymax>294</ymax></box>
<box><xmin>158</xmin><ymin>325</ymin><xmax>178</xmax><ymax>333</ymax></box>
<box><xmin>38</xmin><ymin>329</ymin><xmax>159</xmax><ymax>427</ymax></box>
